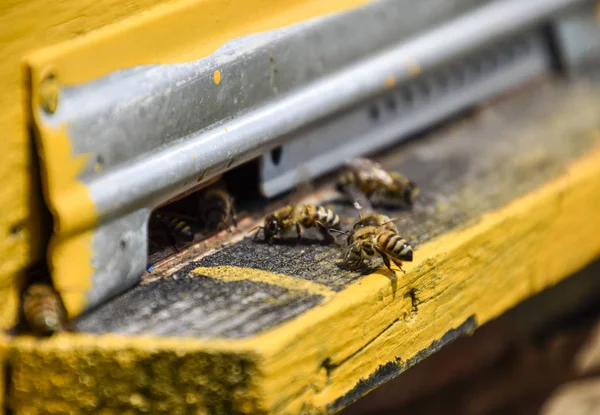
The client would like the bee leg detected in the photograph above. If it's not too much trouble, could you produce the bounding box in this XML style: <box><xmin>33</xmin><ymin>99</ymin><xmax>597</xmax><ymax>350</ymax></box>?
<box><xmin>381</xmin><ymin>255</ymin><xmax>393</xmax><ymax>272</ymax></box>
<box><xmin>295</xmin><ymin>223</ymin><xmax>304</xmax><ymax>245</ymax></box>
<box><xmin>391</xmin><ymin>258</ymin><xmax>406</xmax><ymax>274</ymax></box>
<box><xmin>252</xmin><ymin>227</ymin><xmax>264</xmax><ymax>241</ymax></box>
<box><xmin>316</xmin><ymin>222</ymin><xmax>336</xmax><ymax>244</ymax></box>
<box><xmin>375</xmin><ymin>247</ymin><xmax>393</xmax><ymax>272</ymax></box>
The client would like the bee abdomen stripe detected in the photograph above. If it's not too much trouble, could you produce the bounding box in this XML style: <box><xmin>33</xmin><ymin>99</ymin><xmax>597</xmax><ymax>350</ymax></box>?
<box><xmin>330</xmin><ymin>213</ymin><xmax>340</xmax><ymax>227</ymax></box>
<box><xmin>398</xmin><ymin>242</ymin><xmax>412</xmax><ymax>255</ymax></box>
<box><xmin>382</xmin><ymin>232</ymin><xmax>395</xmax><ymax>249</ymax></box>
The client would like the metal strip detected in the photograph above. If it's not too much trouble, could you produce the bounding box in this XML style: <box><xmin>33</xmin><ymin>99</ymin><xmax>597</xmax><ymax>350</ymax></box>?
<box><xmin>34</xmin><ymin>0</ymin><xmax>589</xmax><ymax>314</ymax></box>
<box><xmin>260</xmin><ymin>32</ymin><xmax>551</xmax><ymax>196</ymax></box>
<box><xmin>84</xmin><ymin>0</ymin><xmax>584</xmax><ymax>220</ymax></box>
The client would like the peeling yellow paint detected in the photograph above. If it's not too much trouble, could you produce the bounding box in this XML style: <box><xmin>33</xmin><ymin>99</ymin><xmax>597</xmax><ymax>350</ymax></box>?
<box><xmin>213</xmin><ymin>69</ymin><xmax>222</xmax><ymax>85</ymax></box>
<box><xmin>404</xmin><ymin>57</ymin><xmax>421</xmax><ymax>76</ymax></box>
<box><xmin>384</xmin><ymin>75</ymin><xmax>396</xmax><ymax>88</ymax></box>
<box><xmin>30</xmin><ymin>66</ymin><xmax>96</xmax><ymax>317</ymax></box>
<box><xmin>192</xmin><ymin>265</ymin><xmax>336</xmax><ymax>301</ymax></box>
<box><xmin>0</xmin><ymin>335</ymin><xmax>10</xmax><ymax>414</ymax></box>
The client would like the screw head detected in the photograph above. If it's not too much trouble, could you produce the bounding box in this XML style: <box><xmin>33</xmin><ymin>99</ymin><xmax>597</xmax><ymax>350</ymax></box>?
<box><xmin>39</xmin><ymin>69</ymin><xmax>60</xmax><ymax>114</ymax></box>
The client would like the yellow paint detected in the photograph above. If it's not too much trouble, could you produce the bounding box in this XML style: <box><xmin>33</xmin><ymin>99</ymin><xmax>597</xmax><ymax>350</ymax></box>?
<box><xmin>192</xmin><ymin>265</ymin><xmax>336</xmax><ymax>300</ymax></box>
<box><xmin>384</xmin><ymin>75</ymin><xmax>396</xmax><ymax>88</ymax></box>
<box><xmin>0</xmin><ymin>0</ymin><xmax>187</xmax><ymax>330</ymax></box>
<box><xmin>0</xmin><ymin>335</ymin><xmax>9</xmax><ymax>415</ymax></box>
<box><xmin>29</xmin><ymin>96</ymin><xmax>96</xmax><ymax>317</ymax></box>
<box><xmin>26</xmin><ymin>0</ymin><xmax>372</xmax><ymax>86</ymax></box>
<box><xmin>7</xmin><ymin>145</ymin><xmax>600</xmax><ymax>413</ymax></box>
<box><xmin>213</xmin><ymin>69</ymin><xmax>222</xmax><ymax>85</ymax></box>
<box><xmin>404</xmin><ymin>57</ymin><xmax>421</xmax><ymax>76</ymax></box>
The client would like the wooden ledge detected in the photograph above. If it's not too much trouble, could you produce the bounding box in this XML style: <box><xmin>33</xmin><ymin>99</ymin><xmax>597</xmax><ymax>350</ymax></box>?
<box><xmin>5</xmin><ymin>77</ymin><xmax>600</xmax><ymax>414</ymax></box>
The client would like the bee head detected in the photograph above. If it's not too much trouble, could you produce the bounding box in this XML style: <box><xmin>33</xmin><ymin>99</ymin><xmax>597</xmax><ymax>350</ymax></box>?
<box><xmin>264</xmin><ymin>215</ymin><xmax>281</xmax><ymax>243</ymax></box>
<box><xmin>343</xmin><ymin>243</ymin><xmax>364</xmax><ymax>270</ymax></box>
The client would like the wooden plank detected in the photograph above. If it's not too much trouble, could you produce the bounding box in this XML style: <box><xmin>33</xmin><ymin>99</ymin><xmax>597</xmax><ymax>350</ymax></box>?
<box><xmin>8</xmin><ymin>76</ymin><xmax>600</xmax><ymax>414</ymax></box>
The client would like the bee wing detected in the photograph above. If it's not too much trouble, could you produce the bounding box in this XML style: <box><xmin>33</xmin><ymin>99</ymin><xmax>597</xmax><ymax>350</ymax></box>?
<box><xmin>389</xmin><ymin>170</ymin><xmax>411</xmax><ymax>184</ymax></box>
<box><xmin>343</xmin><ymin>183</ymin><xmax>374</xmax><ymax>216</ymax></box>
<box><xmin>345</xmin><ymin>158</ymin><xmax>395</xmax><ymax>186</ymax></box>
<box><xmin>285</xmin><ymin>165</ymin><xmax>314</xmax><ymax>212</ymax></box>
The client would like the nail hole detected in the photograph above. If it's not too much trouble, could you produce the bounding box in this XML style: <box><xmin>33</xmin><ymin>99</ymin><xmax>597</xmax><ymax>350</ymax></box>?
<box><xmin>96</xmin><ymin>155</ymin><xmax>104</xmax><ymax>166</ymax></box>
<box><xmin>415</xmin><ymin>81</ymin><xmax>430</xmax><ymax>99</ymax></box>
<box><xmin>513</xmin><ymin>39</ymin><xmax>530</xmax><ymax>57</ymax></box>
<box><xmin>9</xmin><ymin>222</ymin><xmax>25</xmax><ymax>238</ymax></box>
<box><xmin>479</xmin><ymin>54</ymin><xmax>496</xmax><ymax>72</ymax></box>
<box><xmin>451</xmin><ymin>65</ymin><xmax>466</xmax><ymax>85</ymax></box>
<box><xmin>119</xmin><ymin>239</ymin><xmax>127</xmax><ymax>250</ymax></box>
<box><xmin>467</xmin><ymin>61</ymin><xmax>481</xmax><ymax>79</ymax></box>
<box><xmin>385</xmin><ymin>96</ymin><xmax>397</xmax><ymax>111</ymax></box>
<box><xmin>401</xmin><ymin>88</ymin><xmax>415</xmax><ymax>106</ymax></box>
<box><xmin>369</xmin><ymin>105</ymin><xmax>380</xmax><ymax>121</ymax></box>
<box><xmin>270</xmin><ymin>146</ymin><xmax>283</xmax><ymax>165</ymax></box>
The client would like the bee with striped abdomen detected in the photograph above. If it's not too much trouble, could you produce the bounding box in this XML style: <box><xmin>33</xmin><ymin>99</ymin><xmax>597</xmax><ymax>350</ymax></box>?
<box><xmin>343</xmin><ymin>226</ymin><xmax>413</xmax><ymax>272</ymax></box>
<box><xmin>346</xmin><ymin>213</ymin><xmax>398</xmax><ymax>244</ymax></box>
<box><xmin>337</xmin><ymin>158</ymin><xmax>419</xmax><ymax>207</ymax></box>
<box><xmin>198</xmin><ymin>188</ymin><xmax>238</xmax><ymax>231</ymax></box>
<box><xmin>255</xmin><ymin>203</ymin><xmax>341</xmax><ymax>244</ymax></box>
<box><xmin>22</xmin><ymin>283</ymin><xmax>67</xmax><ymax>336</ymax></box>
<box><xmin>154</xmin><ymin>212</ymin><xmax>195</xmax><ymax>243</ymax></box>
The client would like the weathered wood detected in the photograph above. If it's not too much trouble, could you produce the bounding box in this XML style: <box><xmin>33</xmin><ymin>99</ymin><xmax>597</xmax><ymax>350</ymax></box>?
<box><xmin>8</xmin><ymin>75</ymin><xmax>600</xmax><ymax>414</ymax></box>
<box><xmin>341</xmin><ymin>259</ymin><xmax>600</xmax><ymax>415</ymax></box>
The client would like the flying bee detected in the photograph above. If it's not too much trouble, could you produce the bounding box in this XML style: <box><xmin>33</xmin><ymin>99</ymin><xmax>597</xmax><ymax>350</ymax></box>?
<box><xmin>343</xmin><ymin>226</ymin><xmax>413</xmax><ymax>272</ymax></box>
<box><xmin>255</xmin><ymin>203</ymin><xmax>341</xmax><ymax>244</ymax></box>
<box><xmin>198</xmin><ymin>188</ymin><xmax>238</xmax><ymax>231</ymax></box>
<box><xmin>336</xmin><ymin>158</ymin><xmax>419</xmax><ymax>207</ymax></box>
<box><xmin>22</xmin><ymin>283</ymin><xmax>67</xmax><ymax>336</ymax></box>
<box><xmin>153</xmin><ymin>212</ymin><xmax>195</xmax><ymax>243</ymax></box>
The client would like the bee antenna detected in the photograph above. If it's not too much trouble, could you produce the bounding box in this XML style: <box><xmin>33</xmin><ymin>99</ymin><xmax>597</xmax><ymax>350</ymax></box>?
<box><xmin>329</xmin><ymin>228</ymin><xmax>349</xmax><ymax>239</ymax></box>
<box><xmin>377</xmin><ymin>216</ymin><xmax>402</xmax><ymax>228</ymax></box>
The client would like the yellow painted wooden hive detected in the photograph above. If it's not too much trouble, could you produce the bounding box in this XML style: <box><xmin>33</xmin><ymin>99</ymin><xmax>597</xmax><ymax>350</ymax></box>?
<box><xmin>2</xmin><ymin>0</ymin><xmax>600</xmax><ymax>414</ymax></box>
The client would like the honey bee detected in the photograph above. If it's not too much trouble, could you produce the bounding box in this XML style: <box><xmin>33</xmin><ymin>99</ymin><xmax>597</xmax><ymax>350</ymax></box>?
<box><xmin>154</xmin><ymin>212</ymin><xmax>194</xmax><ymax>242</ymax></box>
<box><xmin>337</xmin><ymin>158</ymin><xmax>419</xmax><ymax>206</ymax></box>
<box><xmin>198</xmin><ymin>188</ymin><xmax>238</xmax><ymax>231</ymax></box>
<box><xmin>22</xmin><ymin>283</ymin><xmax>67</xmax><ymax>336</ymax></box>
<box><xmin>343</xmin><ymin>225</ymin><xmax>413</xmax><ymax>272</ymax></box>
<box><xmin>346</xmin><ymin>213</ymin><xmax>398</xmax><ymax>244</ymax></box>
<box><xmin>255</xmin><ymin>204</ymin><xmax>341</xmax><ymax>244</ymax></box>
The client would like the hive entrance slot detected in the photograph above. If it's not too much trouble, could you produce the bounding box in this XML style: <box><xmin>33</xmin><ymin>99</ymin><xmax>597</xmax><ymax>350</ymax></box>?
<box><xmin>145</xmin><ymin>159</ymin><xmax>262</xmax><ymax>273</ymax></box>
